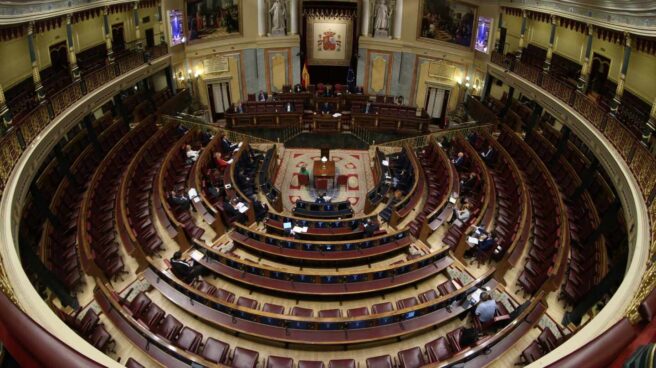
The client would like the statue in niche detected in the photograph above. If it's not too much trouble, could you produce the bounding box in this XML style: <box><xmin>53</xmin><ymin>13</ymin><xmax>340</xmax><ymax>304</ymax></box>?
<box><xmin>373</xmin><ymin>0</ymin><xmax>392</xmax><ymax>38</ymax></box>
<box><xmin>269</xmin><ymin>0</ymin><xmax>287</xmax><ymax>36</ymax></box>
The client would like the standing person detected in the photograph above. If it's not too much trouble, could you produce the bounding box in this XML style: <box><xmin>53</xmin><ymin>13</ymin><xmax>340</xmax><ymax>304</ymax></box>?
<box><xmin>475</xmin><ymin>292</ymin><xmax>497</xmax><ymax>325</ymax></box>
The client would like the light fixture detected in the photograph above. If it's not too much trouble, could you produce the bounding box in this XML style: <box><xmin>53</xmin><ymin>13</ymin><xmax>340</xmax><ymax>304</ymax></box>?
<box><xmin>321</xmin><ymin>156</ymin><xmax>328</xmax><ymax>163</ymax></box>
<box><xmin>456</xmin><ymin>78</ymin><xmax>463</xmax><ymax>85</ymax></box>
<box><xmin>465</xmin><ymin>82</ymin><xmax>470</xmax><ymax>88</ymax></box>
<box><xmin>465</xmin><ymin>76</ymin><xmax>471</xmax><ymax>82</ymax></box>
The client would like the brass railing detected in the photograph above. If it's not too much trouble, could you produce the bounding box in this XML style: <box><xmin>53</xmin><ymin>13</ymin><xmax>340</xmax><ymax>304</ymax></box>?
<box><xmin>377</xmin><ymin>122</ymin><xmax>495</xmax><ymax>149</ymax></box>
<box><xmin>489</xmin><ymin>52</ymin><xmax>656</xmax><ymax>324</ymax></box>
<box><xmin>162</xmin><ymin>115</ymin><xmax>279</xmax><ymax>144</ymax></box>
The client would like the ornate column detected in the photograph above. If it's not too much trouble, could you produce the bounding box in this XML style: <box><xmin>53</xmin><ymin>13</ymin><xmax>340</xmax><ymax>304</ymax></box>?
<box><xmin>258</xmin><ymin>0</ymin><xmax>266</xmax><ymax>36</ymax></box>
<box><xmin>393</xmin><ymin>0</ymin><xmax>402</xmax><ymax>39</ymax></box>
<box><xmin>543</xmin><ymin>15</ymin><xmax>557</xmax><ymax>73</ymax></box>
<box><xmin>65</xmin><ymin>14</ymin><xmax>81</xmax><ymax>82</ymax></box>
<box><xmin>577</xmin><ymin>24</ymin><xmax>593</xmax><ymax>93</ymax></box>
<box><xmin>516</xmin><ymin>10</ymin><xmax>527</xmax><ymax>62</ymax></box>
<box><xmin>494</xmin><ymin>12</ymin><xmax>504</xmax><ymax>54</ymax></box>
<box><xmin>481</xmin><ymin>74</ymin><xmax>493</xmax><ymax>103</ymax></box>
<box><xmin>27</xmin><ymin>22</ymin><xmax>45</xmax><ymax>101</ymax></box>
<box><xmin>290</xmin><ymin>0</ymin><xmax>298</xmax><ymax>35</ymax></box>
<box><xmin>611</xmin><ymin>32</ymin><xmax>631</xmax><ymax>114</ymax></box>
<box><xmin>157</xmin><ymin>1</ymin><xmax>165</xmax><ymax>45</ymax></box>
<box><xmin>103</xmin><ymin>7</ymin><xmax>115</xmax><ymax>63</ymax></box>
<box><xmin>133</xmin><ymin>1</ymin><xmax>142</xmax><ymax>49</ymax></box>
<box><xmin>643</xmin><ymin>98</ymin><xmax>656</xmax><ymax>146</ymax></box>
<box><xmin>0</xmin><ymin>84</ymin><xmax>12</xmax><ymax>130</ymax></box>
<box><xmin>361</xmin><ymin>0</ymin><xmax>370</xmax><ymax>36</ymax></box>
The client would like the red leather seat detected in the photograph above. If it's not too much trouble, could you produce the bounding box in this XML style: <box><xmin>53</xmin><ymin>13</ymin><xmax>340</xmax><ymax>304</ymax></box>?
<box><xmin>125</xmin><ymin>357</ymin><xmax>144</xmax><ymax>368</ymax></box>
<box><xmin>267</xmin><ymin>356</ymin><xmax>294</xmax><ymax>368</ymax></box>
<box><xmin>175</xmin><ymin>327</ymin><xmax>202</xmax><ymax>353</ymax></box>
<box><xmin>129</xmin><ymin>291</ymin><xmax>151</xmax><ymax>316</ymax></box>
<box><xmin>201</xmin><ymin>337</ymin><xmax>230</xmax><ymax>363</ymax></box>
<box><xmin>437</xmin><ymin>279</ymin><xmax>459</xmax><ymax>295</ymax></box>
<box><xmin>372</xmin><ymin>302</ymin><xmax>394</xmax><ymax>314</ymax></box>
<box><xmin>397</xmin><ymin>297</ymin><xmax>419</xmax><ymax>309</ymax></box>
<box><xmin>155</xmin><ymin>315</ymin><xmax>182</xmax><ymax>340</ymax></box>
<box><xmin>447</xmin><ymin>327</ymin><xmax>464</xmax><ymax>352</ymax></box>
<box><xmin>291</xmin><ymin>306</ymin><xmax>314</xmax><ymax>317</ymax></box>
<box><xmin>138</xmin><ymin>304</ymin><xmax>165</xmax><ymax>330</ymax></box>
<box><xmin>329</xmin><ymin>359</ymin><xmax>356</xmax><ymax>368</ymax></box>
<box><xmin>216</xmin><ymin>288</ymin><xmax>236</xmax><ymax>303</ymax></box>
<box><xmin>366</xmin><ymin>355</ymin><xmax>393</xmax><ymax>368</ymax></box>
<box><xmin>347</xmin><ymin>307</ymin><xmax>370</xmax><ymax>317</ymax></box>
<box><xmin>318</xmin><ymin>309</ymin><xmax>342</xmax><ymax>318</ymax></box>
<box><xmin>397</xmin><ymin>347</ymin><xmax>425</xmax><ymax>368</ymax></box>
<box><xmin>193</xmin><ymin>279</ymin><xmax>217</xmax><ymax>296</ymax></box>
<box><xmin>263</xmin><ymin>303</ymin><xmax>285</xmax><ymax>314</ymax></box>
<box><xmin>236</xmin><ymin>296</ymin><xmax>259</xmax><ymax>309</ymax></box>
<box><xmin>299</xmin><ymin>361</ymin><xmax>325</xmax><ymax>368</ymax></box>
<box><xmin>88</xmin><ymin>324</ymin><xmax>112</xmax><ymax>352</ymax></box>
<box><xmin>232</xmin><ymin>347</ymin><xmax>259</xmax><ymax>368</ymax></box>
<box><xmin>419</xmin><ymin>289</ymin><xmax>439</xmax><ymax>303</ymax></box>
<box><xmin>425</xmin><ymin>336</ymin><xmax>453</xmax><ymax>362</ymax></box>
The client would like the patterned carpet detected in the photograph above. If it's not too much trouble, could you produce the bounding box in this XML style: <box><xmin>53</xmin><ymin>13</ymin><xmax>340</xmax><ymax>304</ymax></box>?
<box><xmin>274</xmin><ymin>148</ymin><xmax>374</xmax><ymax>213</ymax></box>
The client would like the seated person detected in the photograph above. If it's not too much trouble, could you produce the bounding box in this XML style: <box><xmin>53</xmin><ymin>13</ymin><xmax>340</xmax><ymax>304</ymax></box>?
<box><xmin>168</xmin><ymin>190</ymin><xmax>191</xmax><ymax>211</ymax></box>
<box><xmin>201</xmin><ymin>130</ymin><xmax>214</xmax><ymax>146</ymax></box>
<box><xmin>170</xmin><ymin>251</ymin><xmax>205</xmax><ymax>284</ymax></box>
<box><xmin>315</xmin><ymin>193</ymin><xmax>327</xmax><ymax>204</ymax></box>
<box><xmin>185</xmin><ymin>144</ymin><xmax>200</xmax><ymax>163</ymax></box>
<box><xmin>461</xmin><ymin>172</ymin><xmax>480</xmax><ymax>196</ymax></box>
<box><xmin>481</xmin><ymin>144</ymin><xmax>495</xmax><ymax>164</ymax></box>
<box><xmin>233</xmin><ymin>102</ymin><xmax>244</xmax><ymax>113</ymax></box>
<box><xmin>452</xmin><ymin>151</ymin><xmax>465</xmax><ymax>168</ymax></box>
<box><xmin>252</xmin><ymin>198</ymin><xmax>269</xmax><ymax>222</ymax></box>
<box><xmin>465</xmin><ymin>231</ymin><xmax>497</xmax><ymax>258</ymax></box>
<box><xmin>225</xmin><ymin>197</ymin><xmax>248</xmax><ymax>223</ymax></box>
<box><xmin>364</xmin><ymin>101</ymin><xmax>373</xmax><ymax>114</ymax></box>
<box><xmin>475</xmin><ymin>292</ymin><xmax>497</xmax><ymax>325</ymax></box>
<box><xmin>294</xmin><ymin>84</ymin><xmax>303</xmax><ymax>93</ymax></box>
<box><xmin>214</xmin><ymin>152</ymin><xmax>229</xmax><ymax>172</ymax></box>
<box><xmin>362</xmin><ymin>219</ymin><xmax>380</xmax><ymax>237</ymax></box>
<box><xmin>321</xmin><ymin>102</ymin><xmax>333</xmax><ymax>115</ymax></box>
<box><xmin>220</xmin><ymin>135</ymin><xmax>239</xmax><ymax>153</ymax></box>
<box><xmin>448</xmin><ymin>202</ymin><xmax>472</xmax><ymax>226</ymax></box>
<box><xmin>285</xmin><ymin>102</ymin><xmax>294</xmax><ymax>112</ymax></box>
<box><xmin>257</xmin><ymin>90</ymin><xmax>267</xmax><ymax>102</ymax></box>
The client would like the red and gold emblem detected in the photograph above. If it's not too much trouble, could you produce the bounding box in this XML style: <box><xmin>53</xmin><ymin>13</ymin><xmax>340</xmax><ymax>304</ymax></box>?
<box><xmin>317</xmin><ymin>30</ymin><xmax>341</xmax><ymax>51</ymax></box>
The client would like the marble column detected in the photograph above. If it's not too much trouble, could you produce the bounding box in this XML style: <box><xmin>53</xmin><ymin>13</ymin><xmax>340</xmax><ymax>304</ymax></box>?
<box><xmin>393</xmin><ymin>0</ymin><xmax>402</xmax><ymax>39</ymax></box>
<box><xmin>103</xmin><ymin>7</ymin><xmax>115</xmax><ymax>63</ymax></box>
<box><xmin>258</xmin><ymin>0</ymin><xmax>266</xmax><ymax>36</ymax></box>
<box><xmin>27</xmin><ymin>22</ymin><xmax>45</xmax><ymax>101</ymax></box>
<box><xmin>494</xmin><ymin>12</ymin><xmax>503</xmax><ymax>54</ymax></box>
<box><xmin>361</xmin><ymin>0</ymin><xmax>370</xmax><ymax>36</ymax></box>
<box><xmin>611</xmin><ymin>33</ymin><xmax>631</xmax><ymax>114</ymax></box>
<box><xmin>290</xmin><ymin>0</ymin><xmax>298</xmax><ymax>35</ymax></box>
<box><xmin>0</xmin><ymin>83</ymin><xmax>12</xmax><ymax>130</ymax></box>
<box><xmin>133</xmin><ymin>2</ymin><xmax>142</xmax><ymax>49</ymax></box>
<box><xmin>516</xmin><ymin>10</ymin><xmax>527</xmax><ymax>62</ymax></box>
<box><xmin>65</xmin><ymin>14</ymin><xmax>81</xmax><ymax>82</ymax></box>
<box><xmin>643</xmin><ymin>97</ymin><xmax>656</xmax><ymax>146</ymax></box>
<box><xmin>577</xmin><ymin>25</ymin><xmax>593</xmax><ymax>93</ymax></box>
<box><xmin>543</xmin><ymin>15</ymin><xmax>557</xmax><ymax>73</ymax></box>
<box><xmin>157</xmin><ymin>1</ymin><xmax>165</xmax><ymax>45</ymax></box>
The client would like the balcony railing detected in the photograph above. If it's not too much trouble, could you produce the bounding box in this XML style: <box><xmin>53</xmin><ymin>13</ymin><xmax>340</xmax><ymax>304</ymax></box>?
<box><xmin>489</xmin><ymin>51</ymin><xmax>656</xmax><ymax>325</ymax></box>
<box><xmin>0</xmin><ymin>44</ymin><xmax>169</xmax><ymax>203</ymax></box>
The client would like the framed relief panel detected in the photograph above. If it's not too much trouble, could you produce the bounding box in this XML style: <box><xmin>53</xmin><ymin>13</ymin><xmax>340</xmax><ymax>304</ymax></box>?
<box><xmin>306</xmin><ymin>15</ymin><xmax>353</xmax><ymax>66</ymax></box>
<box><xmin>185</xmin><ymin>0</ymin><xmax>242</xmax><ymax>42</ymax></box>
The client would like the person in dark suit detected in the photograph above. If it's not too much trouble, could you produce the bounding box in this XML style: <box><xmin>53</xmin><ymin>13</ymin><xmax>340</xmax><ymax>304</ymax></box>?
<box><xmin>452</xmin><ymin>152</ymin><xmax>465</xmax><ymax>168</ymax></box>
<box><xmin>363</xmin><ymin>219</ymin><xmax>380</xmax><ymax>237</ymax></box>
<box><xmin>170</xmin><ymin>251</ymin><xmax>205</xmax><ymax>283</ymax></box>
<box><xmin>168</xmin><ymin>190</ymin><xmax>190</xmax><ymax>211</ymax></box>
<box><xmin>233</xmin><ymin>102</ymin><xmax>243</xmax><ymax>113</ymax></box>
<box><xmin>221</xmin><ymin>135</ymin><xmax>238</xmax><ymax>153</ymax></box>
<box><xmin>294</xmin><ymin>84</ymin><xmax>303</xmax><ymax>93</ymax></box>
<box><xmin>481</xmin><ymin>145</ymin><xmax>495</xmax><ymax>165</ymax></box>
<box><xmin>257</xmin><ymin>90</ymin><xmax>267</xmax><ymax>102</ymax></box>
<box><xmin>461</xmin><ymin>172</ymin><xmax>479</xmax><ymax>196</ymax></box>
<box><xmin>321</xmin><ymin>102</ymin><xmax>332</xmax><ymax>115</ymax></box>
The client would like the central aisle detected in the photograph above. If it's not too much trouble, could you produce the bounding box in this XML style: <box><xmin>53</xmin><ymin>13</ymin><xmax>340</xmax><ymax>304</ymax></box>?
<box><xmin>274</xmin><ymin>148</ymin><xmax>375</xmax><ymax>213</ymax></box>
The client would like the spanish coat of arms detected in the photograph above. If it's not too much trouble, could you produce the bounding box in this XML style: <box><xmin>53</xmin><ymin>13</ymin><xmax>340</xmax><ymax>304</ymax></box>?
<box><xmin>317</xmin><ymin>30</ymin><xmax>342</xmax><ymax>51</ymax></box>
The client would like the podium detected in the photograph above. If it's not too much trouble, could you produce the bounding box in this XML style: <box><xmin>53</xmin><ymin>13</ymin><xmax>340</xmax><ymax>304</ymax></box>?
<box><xmin>313</xmin><ymin>160</ymin><xmax>336</xmax><ymax>188</ymax></box>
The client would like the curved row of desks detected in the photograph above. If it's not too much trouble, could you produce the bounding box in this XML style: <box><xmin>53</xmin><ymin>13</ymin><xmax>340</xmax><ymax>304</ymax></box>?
<box><xmin>192</xmin><ymin>240</ymin><xmax>452</xmax><ymax>296</ymax></box>
<box><xmin>231</xmin><ymin>223</ymin><xmax>410</xmax><ymax>264</ymax></box>
<box><xmin>144</xmin><ymin>266</ymin><xmax>497</xmax><ymax>345</ymax></box>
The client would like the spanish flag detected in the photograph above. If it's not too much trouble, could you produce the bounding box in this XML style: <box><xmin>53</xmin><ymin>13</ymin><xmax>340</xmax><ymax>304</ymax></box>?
<box><xmin>301</xmin><ymin>60</ymin><xmax>310</xmax><ymax>89</ymax></box>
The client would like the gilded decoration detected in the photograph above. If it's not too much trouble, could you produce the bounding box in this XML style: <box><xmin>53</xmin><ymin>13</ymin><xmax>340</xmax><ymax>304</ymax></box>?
<box><xmin>630</xmin><ymin>146</ymin><xmax>656</xmax><ymax>198</ymax></box>
<box><xmin>19</xmin><ymin>105</ymin><xmax>50</xmax><ymax>146</ymax></box>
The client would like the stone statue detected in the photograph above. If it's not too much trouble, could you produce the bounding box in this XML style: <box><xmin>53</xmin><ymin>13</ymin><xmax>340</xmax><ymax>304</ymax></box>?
<box><xmin>373</xmin><ymin>0</ymin><xmax>390</xmax><ymax>37</ymax></box>
<box><xmin>269</xmin><ymin>0</ymin><xmax>286</xmax><ymax>36</ymax></box>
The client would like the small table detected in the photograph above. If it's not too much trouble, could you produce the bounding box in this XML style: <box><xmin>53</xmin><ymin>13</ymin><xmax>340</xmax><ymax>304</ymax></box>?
<box><xmin>313</xmin><ymin>160</ymin><xmax>336</xmax><ymax>188</ymax></box>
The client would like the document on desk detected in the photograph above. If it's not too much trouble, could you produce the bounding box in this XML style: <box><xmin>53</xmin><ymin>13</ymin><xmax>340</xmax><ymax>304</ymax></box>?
<box><xmin>190</xmin><ymin>249</ymin><xmax>204</xmax><ymax>261</ymax></box>
<box><xmin>235</xmin><ymin>203</ymin><xmax>249</xmax><ymax>213</ymax></box>
<box><xmin>292</xmin><ymin>226</ymin><xmax>308</xmax><ymax>234</ymax></box>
